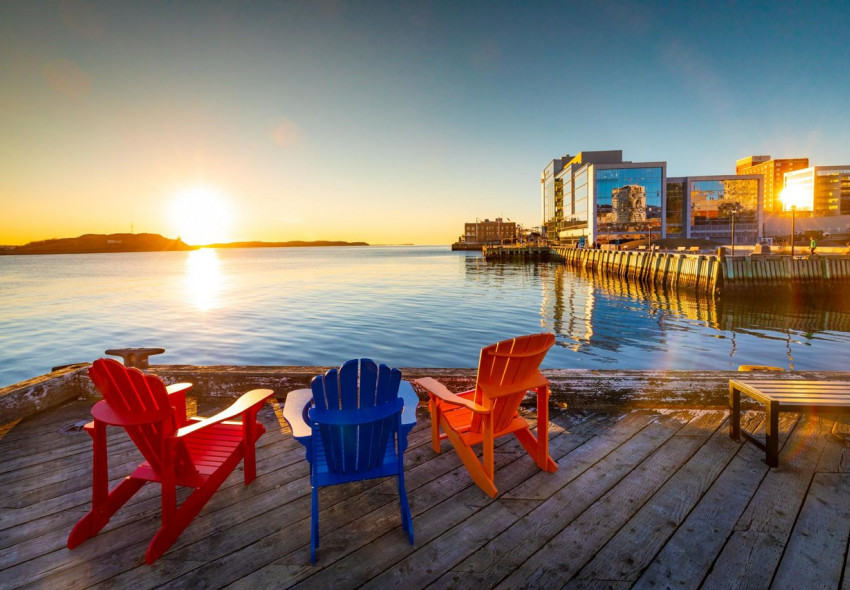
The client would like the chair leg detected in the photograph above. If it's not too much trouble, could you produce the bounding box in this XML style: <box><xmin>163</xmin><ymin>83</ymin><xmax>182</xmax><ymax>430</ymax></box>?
<box><xmin>440</xmin><ymin>415</ymin><xmax>498</xmax><ymax>498</ymax></box>
<box><xmin>397</xmin><ymin>472</ymin><xmax>414</xmax><ymax>544</ymax></box>
<box><xmin>311</xmin><ymin>485</ymin><xmax>319</xmax><ymax>563</ymax></box>
<box><xmin>242</xmin><ymin>413</ymin><xmax>266</xmax><ymax>483</ymax></box>
<box><xmin>68</xmin><ymin>477</ymin><xmax>146</xmax><ymax>549</ymax></box>
<box><xmin>429</xmin><ymin>396</ymin><xmax>442</xmax><ymax>454</ymax></box>
<box><xmin>535</xmin><ymin>385</ymin><xmax>556</xmax><ymax>472</ymax></box>
<box><xmin>515</xmin><ymin>427</ymin><xmax>558</xmax><ymax>472</ymax></box>
<box><xmin>146</xmin><ymin>451</ymin><xmax>243</xmax><ymax>564</ymax></box>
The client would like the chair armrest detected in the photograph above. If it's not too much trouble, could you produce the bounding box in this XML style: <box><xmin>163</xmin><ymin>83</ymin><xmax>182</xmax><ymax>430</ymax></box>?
<box><xmin>90</xmin><ymin>400</ymin><xmax>171</xmax><ymax>426</ymax></box>
<box><xmin>175</xmin><ymin>389</ymin><xmax>273</xmax><ymax>438</ymax></box>
<box><xmin>399</xmin><ymin>381</ymin><xmax>419</xmax><ymax>427</ymax></box>
<box><xmin>166</xmin><ymin>382</ymin><xmax>193</xmax><ymax>426</ymax></box>
<box><xmin>414</xmin><ymin>377</ymin><xmax>488</xmax><ymax>414</ymax></box>
<box><xmin>282</xmin><ymin>388</ymin><xmax>313</xmax><ymax>439</ymax></box>
<box><xmin>166</xmin><ymin>382</ymin><xmax>193</xmax><ymax>395</ymax></box>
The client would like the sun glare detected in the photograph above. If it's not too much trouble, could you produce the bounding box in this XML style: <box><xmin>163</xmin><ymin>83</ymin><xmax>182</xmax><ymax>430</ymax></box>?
<box><xmin>185</xmin><ymin>248</ymin><xmax>222</xmax><ymax>311</ymax></box>
<box><xmin>779</xmin><ymin>185</ymin><xmax>812</xmax><ymax>211</ymax></box>
<box><xmin>171</xmin><ymin>187</ymin><xmax>231</xmax><ymax>245</ymax></box>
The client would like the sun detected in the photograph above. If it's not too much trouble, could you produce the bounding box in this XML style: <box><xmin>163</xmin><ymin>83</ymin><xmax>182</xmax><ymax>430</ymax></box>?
<box><xmin>170</xmin><ymin>186</ymin><xmax>231</xmax><ymax>245</ymax></box>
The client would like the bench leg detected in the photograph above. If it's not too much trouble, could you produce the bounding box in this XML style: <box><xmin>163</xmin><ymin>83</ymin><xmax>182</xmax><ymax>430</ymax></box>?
<box><xmin>765</xmin><ymin>401</ymin><xmax>779</xmax><ymax>467</ymax></box>
<box><xmin>729</xmin><ymin>384</ymin><xmax>741</xmax><ymax>441</ymax></box>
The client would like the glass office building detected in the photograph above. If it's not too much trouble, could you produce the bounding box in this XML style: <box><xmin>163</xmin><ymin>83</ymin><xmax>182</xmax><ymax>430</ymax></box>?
<box><xmin>784</xmin><ymin>166</ymin><xmax>850</xmax><ymax>216</ymax></box>
<box><xmin>542</xmin><ymin>151</ymin><xmax>666</xmax><ymax>245</ymax></box>
<box><xmin>667</xmin><ymin>175</ymin><xmax>763</xmax><ymax>244</ymax></box>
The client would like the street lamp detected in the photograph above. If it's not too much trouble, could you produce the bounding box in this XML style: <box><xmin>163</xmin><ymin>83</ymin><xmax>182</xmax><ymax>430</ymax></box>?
<box><xmin>728</xmin><ymin>202</ymin><xmax>742</xmax><ymax>256</ymax></box>
<box><xmin>790</xmin><ymin>205</ymin><xmax>796</xmax><ymax>258</ymax></box>
<box><xmin>780</xmin><ymin>185</ymin><xmax>809</xmax><ymax>258</ymax></box>
<box><xmin>730</xmin><ymin>212</ymin><xmax>736</xmax><ymax>256</ymax></box>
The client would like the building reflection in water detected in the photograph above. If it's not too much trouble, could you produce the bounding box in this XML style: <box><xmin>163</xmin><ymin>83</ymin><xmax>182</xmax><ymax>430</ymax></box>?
<box><xmin>465</xmin><ymin>254</ymin><xmax>850</xmax><ymax>369</ymax></box>
<box><xmin>541</xmin><ymin>261</ymin><xmax>850</xmax><ymax>368</ymax></box>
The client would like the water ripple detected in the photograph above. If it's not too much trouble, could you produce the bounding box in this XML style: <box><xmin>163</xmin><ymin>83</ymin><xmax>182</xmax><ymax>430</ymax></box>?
<box><xmin>2</xmin><ymin>246</ymin><xmax>850</xmax><ymax>386</ymax></box>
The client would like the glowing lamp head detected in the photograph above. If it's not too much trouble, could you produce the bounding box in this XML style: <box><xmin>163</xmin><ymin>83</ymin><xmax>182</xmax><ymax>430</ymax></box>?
<box><xmin>779</xmin><ymin>185</ymin><xmax>810</xmax><ymax>212</ymax></box>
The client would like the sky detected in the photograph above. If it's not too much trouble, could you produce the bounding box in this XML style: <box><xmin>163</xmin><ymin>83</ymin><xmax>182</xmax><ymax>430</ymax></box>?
<box><xmin>1</xmin><ymin>0</ymin><xmax>849</xmax><ymax>246</ymax></box>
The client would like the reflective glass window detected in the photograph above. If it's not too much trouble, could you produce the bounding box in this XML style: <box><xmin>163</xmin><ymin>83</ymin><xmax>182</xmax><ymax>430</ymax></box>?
<box><xmin>594</xmin><ymin>167</ymin><xmax>663</xmax><ymax>241</ymax></box>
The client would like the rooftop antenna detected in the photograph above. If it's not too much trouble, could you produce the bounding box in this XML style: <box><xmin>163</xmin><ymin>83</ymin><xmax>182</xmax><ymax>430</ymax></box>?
<box><xmin>130</xmin><ymin>222</ymin><xmax>134</xmax><ymax>234</ymax></box>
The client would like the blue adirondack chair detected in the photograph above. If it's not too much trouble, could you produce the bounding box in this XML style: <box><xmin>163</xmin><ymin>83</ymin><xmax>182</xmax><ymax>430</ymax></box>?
<box><xmin>283</xmin><ymin>358</ymin><xmax>416</xmax><ymax>562</ymax></box>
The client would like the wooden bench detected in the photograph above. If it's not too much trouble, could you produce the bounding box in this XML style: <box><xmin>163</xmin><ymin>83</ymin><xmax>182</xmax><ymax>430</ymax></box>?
<box><xmin>729</xmin><ymin>379</ymin><xmax>850</xmax><ymax>466</ymax></box>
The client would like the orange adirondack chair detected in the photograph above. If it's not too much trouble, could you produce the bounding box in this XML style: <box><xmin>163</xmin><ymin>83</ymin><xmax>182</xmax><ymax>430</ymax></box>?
<box><xmin>68</xmin><ymin>358</ymin><xmax>273</xmax><ymax>564</ymax></box>
<box><xmin>415</xmin><ymin>333</ymin><xmax>557</xmax><ymax>498</ymax></box>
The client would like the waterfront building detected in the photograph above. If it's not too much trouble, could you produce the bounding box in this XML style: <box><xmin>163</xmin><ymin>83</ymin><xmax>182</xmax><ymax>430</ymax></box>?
<box><xmin>735</xmin><ymin>155</ymin><xmax>808</xmax><ymax>214</ymax></box>
<box><xmin>460</xmin><ymin>218</ymin><xmax>517</xmax><ymax>245</ymax></box>
<box><xmin>782</xmin><ymin>165</ymin><xmax>850</xmax><ymax>216</ymax></box>
<box><xmin>666</xmin><ymin>175</ymin><xmax>763</xmax><ymax>244</ymax></box>
<box><xmin>541</xmin><ymin>157</ymin><xmax>569</xmax><ymax>240</ymax></box>
<box><xmin>541</xmin><ymin>151</ymin><xmax>665</xmax><ymax>245</ymax></box>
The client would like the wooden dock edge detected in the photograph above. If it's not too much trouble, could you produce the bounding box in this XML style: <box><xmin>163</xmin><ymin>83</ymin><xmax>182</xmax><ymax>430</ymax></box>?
<box><xmin>4</xmin><ymin>365</ymin><xmax>850</xmax><ymax>421</ymax></box>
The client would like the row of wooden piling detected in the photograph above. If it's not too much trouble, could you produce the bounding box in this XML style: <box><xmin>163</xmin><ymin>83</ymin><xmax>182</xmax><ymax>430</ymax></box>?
<box><xmin>550</xmin><ymin>247</ymin><xmax>721</xmax><ymax>293</ymax></box>
<box><xmin>536</xmin><ymin>247</ymin><xmax>850</xmax><ymax>296</ymax></box>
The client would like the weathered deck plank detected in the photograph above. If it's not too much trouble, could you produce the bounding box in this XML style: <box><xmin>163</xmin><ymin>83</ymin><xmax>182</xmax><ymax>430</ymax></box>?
<box><xmin>2</xmin><ymin>395</ymin><xmax>850</xmax><ymax>589</ymax></box>
<box><xmin>422</xmin><ymin>410</ymin><xmax>694</xmax><ymax>590</ymax></box>
<box><xmin>633</xmin><ymin>411</ymin><xmax>799</xmax><ymax>588</ymax></box>
<box><xmin>703</xmin><ymin>413</ymin><xmax>839</xmax><ymax>588</ymax></box>
<box><xmin>772</xmin><ymin>472</ymin><xmax>850</xmax><ymax>588</ymax></box>
<box><xmin>490</xmin><ymin>411</ymin><xmax>723</xmax><ymax>589</ymax></box>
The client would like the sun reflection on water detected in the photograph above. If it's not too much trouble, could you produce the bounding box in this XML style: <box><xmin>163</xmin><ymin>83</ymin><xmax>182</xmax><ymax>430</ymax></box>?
<box><xmin>185</xmin><ymin>248</ymin><xmax>222</xmax><ymax>311</ymax></box>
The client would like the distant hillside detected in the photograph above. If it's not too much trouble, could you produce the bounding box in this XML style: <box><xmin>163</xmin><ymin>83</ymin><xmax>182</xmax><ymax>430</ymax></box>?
<box><xmin>207</xmin><ymin>240</ymin><xmax>369</xmax><ymax>248</ymax></box>
<box><xmin>1</xmin><ymin>233</ymin><xmax>195</xmax><ymax>255</ymax></box>
<box><xmin>0</xmin><ymin>235</ymin><xmax>370</xmax><ymax>255</ymax></box>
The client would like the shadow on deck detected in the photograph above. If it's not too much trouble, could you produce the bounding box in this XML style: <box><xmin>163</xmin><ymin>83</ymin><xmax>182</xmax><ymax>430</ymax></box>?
<box><xmin>2</xmin><ymin>394</ymin><xmax>850</xmax><ymax>589</ymax></box>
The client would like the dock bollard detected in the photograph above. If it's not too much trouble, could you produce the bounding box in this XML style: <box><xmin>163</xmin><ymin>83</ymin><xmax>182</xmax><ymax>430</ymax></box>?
<box><xmin>104</xmin><ymin>347</ymin><xmax>165</xmax><ymax>369</ymax></box>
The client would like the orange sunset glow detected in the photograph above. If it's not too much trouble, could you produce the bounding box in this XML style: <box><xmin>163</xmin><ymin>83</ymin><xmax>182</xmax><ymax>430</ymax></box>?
<box><xmin>1</xmin><ymin>2</ymin><xmax>848</xmax><ymax>247</ymax></box>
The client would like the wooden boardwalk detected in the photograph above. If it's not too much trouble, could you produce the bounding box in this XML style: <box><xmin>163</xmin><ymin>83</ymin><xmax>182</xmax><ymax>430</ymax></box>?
<box><xmin>2</xmin><ymin>394</ymin><xmax>850</xmax><ymax>589</ymax></box>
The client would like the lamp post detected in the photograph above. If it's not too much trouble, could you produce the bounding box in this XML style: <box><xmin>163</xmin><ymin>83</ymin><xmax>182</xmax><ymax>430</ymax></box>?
<box><xmin>728</xmin><ymin>202</ymin><xmax>742</xmax><ymax>256</ymax></box>
<box><xmin>790</xmin><ymin>205</ymin><xmax>796</xmax><ymax>258</ymax></box>
<box><xmin>730</xmin><ymin>212</ymin><xmax>736</xmax><ymax>256</ymax></box>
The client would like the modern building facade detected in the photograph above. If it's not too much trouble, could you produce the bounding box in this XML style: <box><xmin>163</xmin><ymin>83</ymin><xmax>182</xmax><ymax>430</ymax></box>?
<box><xmin>782</xmin><ymin>166</ymin><xmax>850</xmax><ymax>216</ymax></box>
<box><xmin>736</xmin><ymin>155</ymin><xmax>808</xmax><ymax>214</ymax></box>
<box><xmin>541</xmin><ymin>151</ymin><xmax>665</xmax><ymax>245</ymax></box>
<box><xmin>666</xmin><ymin>176</ymin><xmax>763</xmax><ymax>244</ymax></box>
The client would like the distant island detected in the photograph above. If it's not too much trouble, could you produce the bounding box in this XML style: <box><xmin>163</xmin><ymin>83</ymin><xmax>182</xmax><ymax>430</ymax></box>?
<box><xmin>0</xmin><ymin>233</ymin><xmax>194</xmax><ymax>255</ymax></box>
<box><xmin>0</xmin><ymin>233</ymin><xmax>369</xmax><ymax>255</ymax></box>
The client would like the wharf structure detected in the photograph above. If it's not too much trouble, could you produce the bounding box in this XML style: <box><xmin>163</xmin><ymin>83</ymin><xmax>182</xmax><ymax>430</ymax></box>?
<box><xmin>3</xmin><ymin>362</ymin><xmax>850</xmax><ymax>587</ymax></box>
<box><xmin>483</xmin><ymin>244</ymin><xmax>850</xmax><ymax>296</ymax></box>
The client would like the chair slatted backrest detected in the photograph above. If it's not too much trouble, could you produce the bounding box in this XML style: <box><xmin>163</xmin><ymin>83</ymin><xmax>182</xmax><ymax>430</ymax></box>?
<box><xmin>309</xmin><ymin>358</ymin><xmax>402</xmax><ymax>475</ymax></box>
<box><xmin>88</xmin><ymin>358</ymin><xmax>194</xmax><ymax>476</ymax></box>
<box><xmin>470</xmin><ymin>333</ymin><xmax>556</xmax><ymax>434</ymax></box>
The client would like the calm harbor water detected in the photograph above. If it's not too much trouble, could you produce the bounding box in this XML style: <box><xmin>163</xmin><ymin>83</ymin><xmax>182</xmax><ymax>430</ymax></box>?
<box><xmin>2</xmin><ymin>245</ymin><xmax>850</xmax><ymax>388</ymax></box>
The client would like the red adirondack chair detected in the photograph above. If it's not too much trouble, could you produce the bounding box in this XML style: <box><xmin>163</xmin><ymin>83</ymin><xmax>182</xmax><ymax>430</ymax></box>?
<box><xmin>68</xmin><ymin>358</ymin><xmax>273</xmax><ymax>564</ymax></box>
<box><xmin>415</xmin><ymin>333</ymin><xmax>557</xmax><ymax>498</ymax></box>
